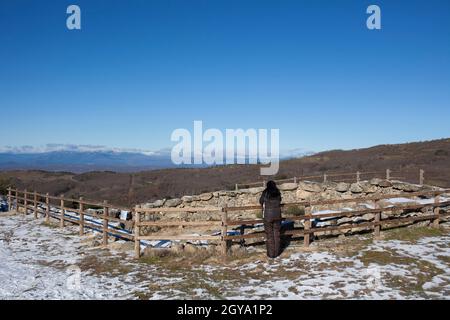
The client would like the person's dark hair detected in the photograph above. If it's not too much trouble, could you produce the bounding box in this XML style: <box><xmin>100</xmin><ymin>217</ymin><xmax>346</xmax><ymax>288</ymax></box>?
<box><xmin>265</xmin><ymin>180</ymin><xmax>281</xmax><ymax>198</ymax></box>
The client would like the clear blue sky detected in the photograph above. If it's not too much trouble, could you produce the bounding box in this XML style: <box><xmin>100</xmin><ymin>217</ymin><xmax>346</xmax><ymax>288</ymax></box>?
<box><xmin>1</xmin><ymin>0</ymin><xmax>449</xmax><ymax>152</ymax></box>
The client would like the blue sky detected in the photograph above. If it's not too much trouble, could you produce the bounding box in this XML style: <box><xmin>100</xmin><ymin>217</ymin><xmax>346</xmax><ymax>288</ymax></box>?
<box><xmin>1</xmin><ymin>0</ymin><xmax>449</xmax><ymax>153</ymax></box>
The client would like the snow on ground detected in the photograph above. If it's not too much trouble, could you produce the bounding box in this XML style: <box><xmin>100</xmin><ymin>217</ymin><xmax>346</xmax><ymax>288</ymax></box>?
<box><xmin>1</xmin><ymin>213</ymin><xmax>449</xmax><ymax>300</ymax></box>
<box><xmin>0</xmin><ymin>214</ymin><xmax>144</xmax><ymax>299</ymax></box>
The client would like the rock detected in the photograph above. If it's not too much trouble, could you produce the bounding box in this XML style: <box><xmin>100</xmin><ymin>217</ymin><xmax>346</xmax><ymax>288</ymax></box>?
<box><xmin>241</xmin><ymin>187</ymin><xmax>264</xmax><ymax>196</ymax></box>
<box><xmin>225</xmin><ymin>191</ymin><xmax>237</xmax><ymax>197</ymax></box>
<box><xmin>296</xmin><ymin>189</ymin><xmax>312</xmax><ymax>200</ymax></box>
<box><xmin>336</xmin><ymin>182</ymin><xmax>350</xmax><ymax>193</ymax></box>
<box><xmin>350</xmin><ymin>226</ymin><xmax>372</xmax><ymax>233</ymax></box>
<box><xmin>337</xmin><ymin>217</ymin><xmax>353</xmax><ymax>224</ymax></box>
<box><xmin>415</xmin><ymin>221</ymin><xmax>430</xmax><ymax>227</ymax></box>
<box><xmin>420</xmin><ymin>206</ymin><xmax>433</xmax><ymax>213</ymax></box>
<box><xmin>314</xmin><ymin>220</ymin><xmax>336</xmax><ymax>228</ymax></box>
<box><xmin>405</xmin><ymin>211</ymin><xmax>420</xmax><ymax>217</ymax></box>
<box><xmin>247</xmin><ymin>187</ymin><xmax>265</xmax><ymax>194</ymax></box>
<box><xmin>392</xmin><ymin>182</ymin><xmax>420</xmax><ymax>192</ymax></box>
<box><xmin>361</xmin><ymin>213</ymin><xmax>375</xmax><ymax>221</ymax></box>
<box><xmin>360</xmin><ymin>182</ymin><xmax>378</xmax><ymax>193</ymax></box>
<box><xmin>181</xmin><ymin>196</ymin><xmax>193</xmax><ymax>202</ymax></box>
<box><xmin>298</xmin><ymin>181</ymin><xmax>323</xmax><ymax>193</ymax></box>
<box><xmin>323</xmin><ymin>181</ymin><xmax>338</xmax><ymax>190</ymax></box>
<box><xmin>153</xmin><ymin>199</ymin><xmax>166</xmax><ymax>207</ymax></box>
<box><xmin>278</xmin><ymin>183</ymin><xmax>298</xmax><ymax>191</ymax></box>
<box><xmin>378</xmin><ymin>179</ymin><xmax>392</xmax><ymax>188</ymax></box>
<box><xmin>370</xmin><ymin>178</ymin><xmax>383</xmax><ymax>186</ymax></box>
<box><xmin>143</xmin><ymin>203</ymin><xmax>156</xmax><ymax>209</ymax></box>
<box><xmin>350</xmin><ymin>183</ymin><xmax>364</xmax><ymax>193</ymax></box>
<box><xmin>199</xmin><ymin>193</ymin><xmax>213</xmax><ymax>201</ymax></box>
<box><xmin>165</xmin><ymin>198</ymin><xmax>182</xmax><ymax>207</ymax></box>
<box><xmin>166</xmin><ymin>212</ymin><xmax>184</xmax><ymax>219</ymax></box>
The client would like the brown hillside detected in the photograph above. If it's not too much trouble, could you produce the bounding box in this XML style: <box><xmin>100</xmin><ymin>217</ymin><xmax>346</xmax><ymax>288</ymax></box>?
<box><xmin>1</xmin><ymin>138</ymin><xmax>449</xmax><ymax>207</ymax></box>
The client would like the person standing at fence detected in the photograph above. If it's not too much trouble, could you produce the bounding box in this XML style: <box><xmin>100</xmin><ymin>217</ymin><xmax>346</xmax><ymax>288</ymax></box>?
<box><xmin>259</xmin><ymin>181</ymin><xmax>282</xmax><ymax>258</ymax></box>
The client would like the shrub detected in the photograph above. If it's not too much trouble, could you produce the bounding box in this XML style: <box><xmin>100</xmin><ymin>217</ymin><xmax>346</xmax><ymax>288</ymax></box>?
<box><xmin>256</xmin><ymin>210</ymin><xmax>263</xmax><ymax>219</ymax></box>
<box><xmin>435</xmin><ymin>149</ymin><xmax>449</xmax><ymax>156</ymax></box>
<box><xmin>0</xmin><ymin>179</ymin><xmax>13</xmax><ymax>196</ymax></box>
<box><xmin>284</xmin><ymin>206</ymin><xmax>305</xmax><ymax>217</ymax></box>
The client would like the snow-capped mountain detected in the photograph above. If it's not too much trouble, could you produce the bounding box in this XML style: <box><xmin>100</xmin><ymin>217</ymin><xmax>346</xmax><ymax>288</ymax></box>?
<box><xmin>0</xmin><ymin>144</ymin><xmax>314</xmax><ymax>172</ymax></box>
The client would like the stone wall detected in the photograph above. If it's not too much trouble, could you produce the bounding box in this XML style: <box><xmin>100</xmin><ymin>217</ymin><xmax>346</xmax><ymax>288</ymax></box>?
<box><xmin>139</xmin><ymin>178</ymin><xmax>445</xmax><ymax>222</ymax></box>
<box><xmin>135</xmin><ymin>179</ymin><xmax>450</xmax><ymax>249</ymax></box>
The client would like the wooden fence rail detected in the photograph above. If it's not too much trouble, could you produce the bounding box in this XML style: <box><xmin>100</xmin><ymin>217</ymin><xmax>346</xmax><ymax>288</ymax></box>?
<box><xmin>221</xmin><ymin>189</ymin><xmax>450</xmax><ymax>246</ymax></box>
<box><xmin>234</xmin><ymin>168</ymin><xmax>427</xmax><ymax>190</ymax></box>
<box><xmin>7</xmin><ymin>188</ymin><xmax>135</xmax><ymax>242</ymax></box>
<box><xmin>132</xmin><ymin>188</ymin><xmax>450</xmax><ymax>258</ymax></box>
<box><xmin>5</xmin><ymin>187</ymin><xmax>450</xmax><ymax>259</ymax></box>
<box><xmin>133</xmin><ymin>205</ymin><xmax>224</xmax><ymax>258</ymax></box>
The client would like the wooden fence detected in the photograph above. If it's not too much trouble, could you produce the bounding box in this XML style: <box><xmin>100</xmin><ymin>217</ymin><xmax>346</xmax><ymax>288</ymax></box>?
<box><xmin>234</xmin><ymin>168</ymin><xmax>426</xmax><ymax>190</ymax></box>
<box><xmin>6</xmin><ymin>186</ymin><xmax>450</xmax><ymax>259</ymax></box>
<box><xmin>133</xmin><ymin>206</ymin><xmax>224</xmax><ymax>258</ymax></box>
<box><xmin>223</xmin><ymin>189</ymin><xmax>450</xmax><ymax>245</ymax></box>
<box><xmin>6</xmin><ymin>188</ymin><xmax>135</xmax><ymax>243</ymax></box>
<box><xmin>133</xmin><ymin>188</ymin><xmax>450</xmax><ymax>257</ymax></box>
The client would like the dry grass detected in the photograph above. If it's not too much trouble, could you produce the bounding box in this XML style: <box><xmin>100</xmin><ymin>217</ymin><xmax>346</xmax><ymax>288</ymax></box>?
<box><xmin>78</xmin><ymin>254</ymin><xmax>133</xmax><ymax>276</ymax></box>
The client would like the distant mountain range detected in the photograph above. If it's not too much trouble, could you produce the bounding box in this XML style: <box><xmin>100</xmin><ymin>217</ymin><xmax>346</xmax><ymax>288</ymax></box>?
<box><xmin>0</xmin><ymin>144</ymin><xmax>314</xmax><ymax>173</ymax></box>
<box><xmin>0</xmin><ymin>151</ymin><xmax>175</xmax><ymax>172</ymax></box>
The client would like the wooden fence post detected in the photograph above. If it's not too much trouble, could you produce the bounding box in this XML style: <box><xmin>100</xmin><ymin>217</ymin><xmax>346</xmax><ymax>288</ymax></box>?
<box><xmin>7</xmin><ymin>187</ymin><xmax>12</xmax><ymax>212</ymax></box>
<box><xmin>103</xmin><ymin>200</ymin><xmax>109</xmax><ymax>246</ymax></box>
<box><xmin>60</xmin><ymin>195</ymin><xmax>65</xmax><ymax>228</ymax></box>
<box><xmin>24</xmin><ymin>189</ymin><xmax>28</xmax><ymax>214</ymax></box>
<box><xmin>79</xmin><ymin>197</ymin><xmax>84</xmax><ymax>236</ymax></box>
<box><xmin>386</xmin><ymin>169</ymin><xmax>391</xmax><ymax>180</ymax></box>
<box><xmin>15</xmin><ymin>189</ymin><xmax>19</xmax><ymax>211</ymax></box>
<box><xmin>294</xmin><ymin>177</ymin><xmax>297</xmax><ymax>184</ymax></box>
<box><xmin>323</xmin><ymin>174</ymin><xmax>327</xmax><ymax>183</ymax></box>
<box><xmin>235</xmin><ymin>184</ymin><xmax>239</xmax><ymax>191</ymax></box>
<box><xmin>221</xmin><ymin>205</ymin><xmax>229</xmax><ymax>256</ymax></box>
<box><xmin>33</xmin><ymin>191</ymin><xmax>38</xmax><ymax>219</ymax></box>
<box><xmin>433</xmin><ymin>195</ymin><xmax>440</xmax><ymax>228</ymax></box>
<box><xmin>419</xmin><ymin>169</ymin><xmax>425</xmax><ymax>186</ymax></box>
<box><xmin>45</xmin><ymin>193</ymin><xmax>50</xmax><ymax>223</ymax></box>
<box><xmin>374</xmin><ymin>200</ymin><xmax>381</xmax><ymax>237</ymax></box>
<box><xmin>356</xmin><ymin>171</ymin><xmax>361</xmax><ymax>183</ymax></box>
<box><xmin>134</xmin><ymin>208</ymin><xmax>141</xmax><ymax>258</ymax></box>
<box><xmin>304</xmin><ymin>205</ymin><xmax>311</xmax><ymax>247</ymax></box>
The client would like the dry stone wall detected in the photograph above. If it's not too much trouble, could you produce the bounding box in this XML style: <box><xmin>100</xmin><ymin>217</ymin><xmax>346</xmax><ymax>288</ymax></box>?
<box><xmin>139</xmin><ymin>179</ymin><xmax>445</xmax><ymax>222</ymax></box>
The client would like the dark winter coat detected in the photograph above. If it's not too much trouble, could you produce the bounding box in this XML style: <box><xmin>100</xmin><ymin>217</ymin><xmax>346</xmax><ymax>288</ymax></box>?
<box><xmin>259</xmin><ymin>189</ymin><xmax>282</xmax><ymax>222</ymax></box>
